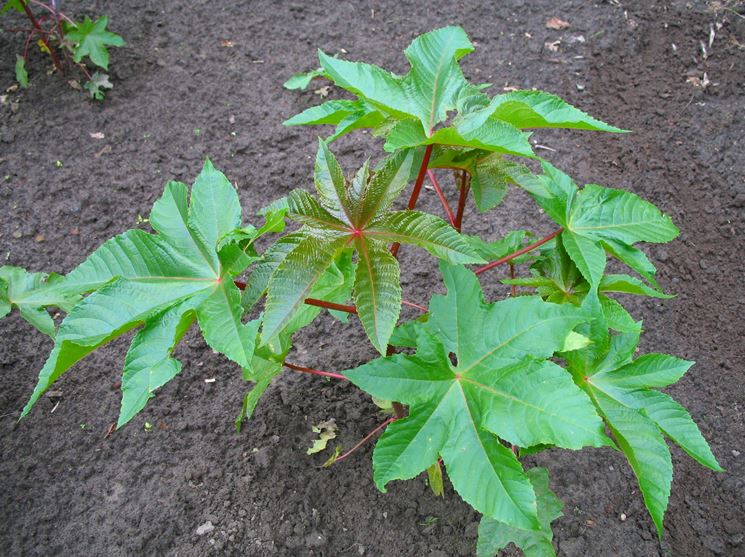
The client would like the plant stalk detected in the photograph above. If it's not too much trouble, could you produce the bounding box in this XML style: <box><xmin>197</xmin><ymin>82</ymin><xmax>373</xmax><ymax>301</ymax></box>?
<box><xmin>427</xmin><ymin>169</ymin><xmax>456</xmax><ymax>227</ymax></box>
<box><xmin>20</xmin><ymin>0</ymin><xmax>64</xmax><ymax>73</ymax></box>
<box><xmin>454</xmin><ymin>170</ymin><xmax>469</xmax><ymax>232</ymax></box>
<box><xmin>391</xmin><ymin>144</ymin><xmax>434</xmax><ymax>257</ymax></box>
<box><xmin>474</xmin><ymin>228</ymin><xmax>563</xmax><ymax>276</ymax></box>
<box><xmin>334</xmin><ymin>417</ymin><xmax>397</xmax><ymax>463</ymax></box>
<box><xmin>284</xmin><ymin>362</ymin><xmax>347</xmax><ymax>380</ymax></box>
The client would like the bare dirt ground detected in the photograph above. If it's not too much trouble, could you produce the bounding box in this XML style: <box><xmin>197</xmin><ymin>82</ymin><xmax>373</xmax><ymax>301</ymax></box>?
<box><xmin>1</xmin><ymin>1</ymin><xmax>743</xmax><ymax>555</ymax></box>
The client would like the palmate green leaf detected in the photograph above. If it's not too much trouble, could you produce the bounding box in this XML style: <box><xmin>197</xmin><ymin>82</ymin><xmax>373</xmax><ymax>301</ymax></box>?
<box><xmin>345</xmin><ymin>263</ymin><xmax>609</xmax><ymax>529</ymax></box>
<box><xmin>319</xmin><ymin>26</ymin><xmax>475</xmax><ymax>133</ymax></box>
<box><xmin>263</xmin><ymin>143</ymin><xmax>481</xmax><ymax>353</ymax></box>
<box><xmin>477</xmin><ymin>467</ymin><xmax>564</xmax><ymax>557</ymax></box>
<box><xmin>21</xmin><ymin>161</ymin><xmax>266</xmax><ymax>426</ymax></box>
<box><xmin>0</xmin><ymin>266</ymin><xmax>78</xmax><ymax>338</ymax></box>
<box><xmin>568</xmin><ymin>329</ymin><xmax>723</xmax><ymax>536</ymax></box>
<box><xmin>288</xmin><ymin>27</ymin><xmax>622</xmax><ymax>156</ymax></box>
<box><xmin>514</xmin><ymin>161</ymin><xmax>678</xmax><ymax>289</ymax></box>
<box><xmin>64</xmin><ymin>16</ymin><xmax>125</xmax><ymax>70</ymax></box>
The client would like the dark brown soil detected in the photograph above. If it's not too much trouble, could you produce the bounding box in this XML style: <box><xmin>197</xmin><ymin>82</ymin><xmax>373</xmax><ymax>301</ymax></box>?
<box><xmin>1</xmin><ymin>1</ymin><xmax>743</xmax><ymax>555</ymax></box>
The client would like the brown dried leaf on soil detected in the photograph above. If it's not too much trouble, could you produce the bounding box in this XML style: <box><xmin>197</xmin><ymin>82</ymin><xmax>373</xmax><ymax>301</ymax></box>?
<box><xmin>546</xmin><ymin>17</ymin><xmax>571</xmax><ymax>30</ymax></box>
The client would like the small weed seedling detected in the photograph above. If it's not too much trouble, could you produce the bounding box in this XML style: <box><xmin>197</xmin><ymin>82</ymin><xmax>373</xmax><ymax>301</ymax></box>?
<box><xmin>2</xmin><ymin>0</ymin><xmax>124</xmax><ymax>99</ymax></box>
<box><xmin>1</xmin><ymin>27</ymin><xmax>721</xmax><ymax>556</ymax></box>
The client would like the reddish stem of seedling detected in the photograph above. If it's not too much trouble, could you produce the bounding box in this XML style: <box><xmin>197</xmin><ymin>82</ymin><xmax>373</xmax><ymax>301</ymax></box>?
<box><xmin>233</xmin><ymin>280</ymin><xmax>426</xmax><ymax>315</ymax></box>
<box><xmin>475</xmin><ymin>228</ymin><xmax>563</xmax><ymax>276</ymax></box>
<box><xmin>427</xmin><ymin>170</ymin><xmax>456</xmax><ymax>227</ymax></box>
<box><xmin>334</xmin><ymin>417</ymin><xmax>397</xmax><ymax>464</ymax></box>
<box><xmin>402</xmin><ymin>299</ymin><xmax>428</xmax><ymax>313</ymax></box>
<box><xmin>391</xmin><ymin>144</ymin><xmax>434</xmax><ymax>257</ymax></box>
<box><xmin>20</xmin><ymin>0</ymin><xmax>64</xmax><ymax>73</ymax></box>
<box><xmin>305</xmin><ymin>297</ymin><xmax>358</xmax><ymax>314</ymax></box>
<box><xmin>454</xmin><ymin>170</ymin><xmax>469</xmax><ymax>232</ymax></box>
<box><xmin>284</xmin><ymin>362</ymin><xmax>347</xmax><ymax>381</ymax></box>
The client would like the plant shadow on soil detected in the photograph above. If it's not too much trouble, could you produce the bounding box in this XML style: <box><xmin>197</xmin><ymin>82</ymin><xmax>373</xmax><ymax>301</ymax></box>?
<box><xmin>0</xmin><ymin>1</ymin><xmax>743</xmax><ymax>556</ymax></box>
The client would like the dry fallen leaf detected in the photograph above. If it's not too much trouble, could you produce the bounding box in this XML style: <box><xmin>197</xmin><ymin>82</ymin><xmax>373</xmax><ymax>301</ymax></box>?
<box><xmin>68</xmin><ymin>80</ymin><xmax>82</xmax><ymax>91</ymax></box>
<box><xmin>307</xmin><ymin>419</ymin><xmax>337</xmax><ymax>455</ymax></box>
<box><xmin>546</xmin><ymin>17</ymin><xmax>570</xmax><ymax>30</ymax></box>
<box><xmin>545</xmin><ymin>39</ymin><xmax>561</xmax><ymax>52</ymax></box>
<box><xmin>220</xmin><ymin>39</ymin><xmax>235</xmax><ymax>48</ymax></box>
<box><xmin>34</xmin><ymin>233</ymin><xmax>45</xmax><ymax>243</ymax></box>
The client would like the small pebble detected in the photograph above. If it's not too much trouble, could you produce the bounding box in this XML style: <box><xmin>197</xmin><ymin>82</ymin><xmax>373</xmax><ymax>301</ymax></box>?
<box><xmin>732</xmin><ymin>450</ymin><xmax>740</xmax><ymax>457</ymax></box>
<box><xmin>196</xmin><ymin>521</ymin><xmax>215</xmax><ymax>536</ymax></box>
<box><xmin>620</xmin><ymin>513</ymin><xmax>627</xmax><ymax>522</ymax></box>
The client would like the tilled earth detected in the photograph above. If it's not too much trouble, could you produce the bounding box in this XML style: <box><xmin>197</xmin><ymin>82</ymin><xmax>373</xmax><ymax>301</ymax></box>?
<box><xmin>1</xmin><ymin>1</ymin><xmax>743</xmax><ymax>555</ymax></box>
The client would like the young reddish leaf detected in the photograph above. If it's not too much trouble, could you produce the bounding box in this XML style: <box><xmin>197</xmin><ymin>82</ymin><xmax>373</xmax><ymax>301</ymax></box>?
<box><xmin>353</xmin><ymin>237</ymin><xmax>401</xmax><ymax>355</ymax></box>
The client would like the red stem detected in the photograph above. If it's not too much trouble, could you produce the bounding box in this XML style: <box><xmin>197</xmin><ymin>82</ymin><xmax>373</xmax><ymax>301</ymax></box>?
<box><xmin>20</xmin><ymin>0</ymin><xmax>63</xmax><ymax>73</ymax></box>
<box><xmin>391</xmin><ymin>144</ymin><xmax>434</xmax><ymax>257</ymax></box>
<box><xmin>232</xmin><ymin>280</ymin><xmax>426</xmax><ymax>314</ymax></box>
<box><xmin>427</xmin><ymin>170</ymin><xmax>456</xmax><ymax>227</ymax></box>
<box><xmin>402</xmin><ymin>299</ymin><xmax>428</xmax><ymax>313</ymax></box>
<box><xmin>475</xmin><ymin>228</ymin><xmax>563</xmax><ymax>276</ymax></box>
<box><xmin>335</xmin><ymin>417</ymin><xmax>397</xmax><ymax>463</ymax></box>
<box><xmin>305</xmin><ymin>297</ymin><xmax>357</xmax><ymax>314</ymax></box>
<box><xmin>454</xmin><ymin>170</ymin><xmax>469</xmax><ymax>232</ymax></box>
<box><xmin>284</xmin><ymin>362</ymin><xmax>347</xmax><ymax>381</ymax></box>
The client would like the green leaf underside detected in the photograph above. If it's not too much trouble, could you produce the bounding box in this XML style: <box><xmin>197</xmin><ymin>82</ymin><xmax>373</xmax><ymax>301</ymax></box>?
<box><xmin>263</xmin><ymin>143</ymin><xmax>481</xmax><ymax>353</ymax></box>
<box><xmin>22</xmin><ymin>161</ymin><xmax>260</xmax><ymax>426</ymax></box>
<box><xmin>15</xmin><ymin>55</ymin><xmax>28</xmax><ymax>88</ymax></box>
<box><xmin>346</xmin><ymin>263</ymin><xmax>609</xmax><ymax>529</ymax></box>
<box><xmin>570</xmin><ymin>329</ymin><xmax>722</xmax><ymax>536</ymax></box>
<box><xmin>477</xmin><ymin>467</ymin><xmax>564</xmax><ymax>557</ymax></box>
<box><xmin>282</xmin><ymin>67</ymin><xmax>324</xmax><ymax>90</ymax></box>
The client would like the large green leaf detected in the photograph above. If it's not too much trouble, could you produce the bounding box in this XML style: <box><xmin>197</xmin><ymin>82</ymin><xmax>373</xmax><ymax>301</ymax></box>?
<box><xmin>0</xmin><ymin>266</ymin><xmax>78</xmax><ymax>338</ymax></box>
<box><xmin>568</xmin><ymin>329</ymin><xmax>722</xmax><ymax>536</ymax></box>
<box><xmin>344</xmin><ymin>263</ymin><xmax>608</xmax><ymax>529</ymax></box>
<box><xmin>21</xmin><ymin>162</ymin><xmax>266</xmax><ymax>425</ymax></box>
<box><xmin>320</xmin><ymin>26</ymin><xmax>475</xmax><ymax>134</ymax></box>
<box><xmin>288</xmin><ymin>27</ymin><xmax>622</xmax><ymax>155</ymax></box>
<box><xmin>477</xmin><ymin>467</ymin><xmax>564</xmax><ymax>557</ymax></box>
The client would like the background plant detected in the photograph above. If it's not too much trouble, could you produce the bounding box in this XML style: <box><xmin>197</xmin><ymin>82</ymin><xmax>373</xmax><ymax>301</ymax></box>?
<box><xmin>2</xmin><ymin>0</ymin><xmax>124</xmax><ymax>99</ymax></box>
<box><xmin>0</xmin><ymin>26</ymin><xmax>721</xmax><ymax>556</ymax></box>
